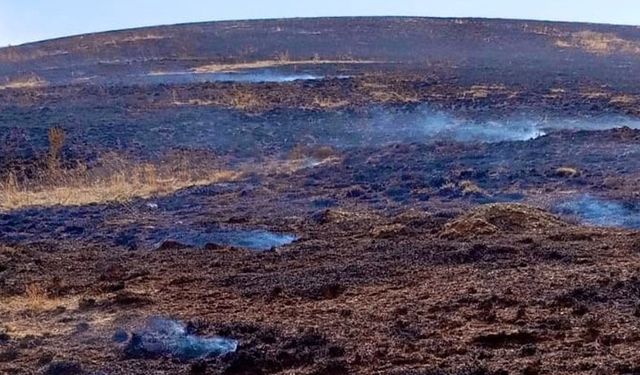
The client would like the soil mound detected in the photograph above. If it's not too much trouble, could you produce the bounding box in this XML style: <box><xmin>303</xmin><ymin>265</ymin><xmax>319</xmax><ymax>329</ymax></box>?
<box><xmin>311</xmin><ymin>209</ymin><xmax>378</xmax><ymax>226</ymax></box>
<box><xmin>441</xmin><ymin>203</ymin><xmax>567</xmax><ymax>239</ymax></box>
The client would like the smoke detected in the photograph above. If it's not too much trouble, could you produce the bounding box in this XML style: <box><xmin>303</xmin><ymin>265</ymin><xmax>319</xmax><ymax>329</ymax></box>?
<box><xmin>358</xmin><ymin>106</ymin><xmax>640</xmax><ymax>146</ymax></box>
<box><xmin>267</xmin><ymin>106</ymin><xmax>640</xmax><ymax>151</ymax></box>
<box><xmin>4</xmin><ymin>103</ymin><xmax>640</xmax><ymax>158</ymax></box>
<box><xmin>141</xmin><ymin>227</ymin><xmax>296</xmax><ymax>251</ymax></box>
<box><xmin>136</xmin><ymin>70</ymin><xmax>324</xmax><ymax>85</ymax></box>
<box><xmin>555</xmin><ymin>195</ymin><xmax>640</xmax><ymax>229</ymax></box>
<box><xmin>121</xmin><ymin>318</ymin><xmax>238</xmax><ymax>361</ymax></box>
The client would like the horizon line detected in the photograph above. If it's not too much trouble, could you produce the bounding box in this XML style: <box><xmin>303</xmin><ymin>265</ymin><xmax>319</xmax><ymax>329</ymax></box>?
<box><xmin>3</xmin><ymin>15</ymin><xmax>639</xmax><ymax>48</ymax></box>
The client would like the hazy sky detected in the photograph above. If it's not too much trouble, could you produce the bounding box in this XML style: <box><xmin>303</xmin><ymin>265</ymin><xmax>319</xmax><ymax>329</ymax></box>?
<box><xmin>1</xmin><ymin>0</ymin><xmax>639</xmax><ymax>46</ymax></box>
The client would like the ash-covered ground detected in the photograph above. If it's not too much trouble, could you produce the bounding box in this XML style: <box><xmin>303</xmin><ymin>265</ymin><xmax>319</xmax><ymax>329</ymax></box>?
<box><xmin>2</xmin><ymin>17</ymin><xmax>640</xmax><ymax>374</ymax></box>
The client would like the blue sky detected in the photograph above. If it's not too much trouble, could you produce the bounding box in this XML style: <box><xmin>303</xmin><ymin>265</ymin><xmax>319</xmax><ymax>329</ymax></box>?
<box><xmin>1</xmin><ymin>0</ymin><xmax>639</xmax><ymax>46</ymax></box>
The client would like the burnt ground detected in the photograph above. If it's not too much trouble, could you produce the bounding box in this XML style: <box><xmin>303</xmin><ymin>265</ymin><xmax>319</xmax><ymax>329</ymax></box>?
<box><xmin>2</xmin><ymin>17</ymin><xmax>640</xmax><ymax>374</ymax></box>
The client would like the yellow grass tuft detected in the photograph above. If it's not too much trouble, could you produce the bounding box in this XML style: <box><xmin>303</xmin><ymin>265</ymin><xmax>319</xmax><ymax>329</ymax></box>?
<box><xmin>24</xmin><ymin>284</ymin><xmax>50</xmax><ymax>310</ymax></box>
<box><xmin>0</xmin><ymin>156</ymin><xmax>241</xmax><ymax>211</ymax></box>
<box><xmin>555</xmin><ymin>167</ymin><xmax>580</xmax><ymax>178</ymax></box>
<box><xmin>47</xmin><ymin>127</ymin><xmax>66</xmax><ymax>172</ymax></box>
<box><xmin>0</xmin><ymin>283</ymin><xmax>72</xmax><ymax>313</ymax></box>
<box><xmin>459</xmin><ymin>180</ymin><xmax>487</xmax><ymax>196</ymax></box>
<box><xmin>0</xmin><ymin>75</ymin><xmax>48</xmax><ymax>90</ymax></box>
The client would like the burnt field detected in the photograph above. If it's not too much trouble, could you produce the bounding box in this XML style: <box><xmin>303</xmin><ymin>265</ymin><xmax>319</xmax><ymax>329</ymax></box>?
<box><xmin>2</xmin><ymin>17</ymin><xmax>640</xmax><ymax>374</ymax></box>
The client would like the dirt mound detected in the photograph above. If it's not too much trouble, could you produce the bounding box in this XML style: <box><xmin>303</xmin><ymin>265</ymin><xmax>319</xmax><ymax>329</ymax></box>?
<box><xmin>441</xmin><ymin>203</ymin><xmax>568</xmax><ymax>239</ymax></box>
<box><xmin>311</xmin><ymin>209</ymin><xmax>379</xmax><ymax>226</ymax></box>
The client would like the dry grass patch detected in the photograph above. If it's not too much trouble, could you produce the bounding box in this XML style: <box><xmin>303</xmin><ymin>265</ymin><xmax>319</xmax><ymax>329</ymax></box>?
<box><xmin>0</xmin><ymin>284</ymin><xmax>119</xmax><ymax>339</ymax></box>
<box><xmin>555</xmin><ymin>167</ymin><xmax>581</xmax><ymax>178</ymax></box>
<box><xmin>0</xmin><ymin>75</ymin><xmax>48</xmax><ymax>90</ymax></box>
<box><xmin>310</xmin><ymin>96</ymin><xmax>350</xmax><ymax>109</ymax></box>
<box><xmin>460</xmin><ymin>180</ymin><xmax>488</xmax><ymax>196</ymax></box>
<box><xmin>0</xmin><ymin>284</ymin><xmax>77</xmax><ymax>315</ymax></box>
<box><xmin>172</xmin><ymin>89</ymin><xmax>267</xmax><ymax>110</ymax></box>
<box><xmin>118</xmin><ymin>34</ymin><xmax>168</xmax><ymax>43</ymax></box>
<box><xmin>581</xmin><ymin>91</ymin><xmax>611</xmax><ymax>100</ymax></box>
<box><xmin>461</xmin><ymin>85</ymin><xmax>507</xmax><ymax>99</ymax></box>
<box><xmin>366</xmin><ymin>90</ymin><xmax>420</xmax><ymax>103</ymax></box>
<box><xmin>0</xmin><ymin>155</ymin><xmax>241</xmax><ymax>211</ymax></box>
<box><xmin>610</xmin><ymin>95</ymin><xmax>637</xmax><ymax>105</ymax></box>
<box><xmin>192</xmin><ymin>59</ymin><xmax>379</xmax><ymax>73</ymax></box>
<box><xmin>556</xmin><ymin>31</ymin><xmax>640</xmax><ymax>55</ymax></box>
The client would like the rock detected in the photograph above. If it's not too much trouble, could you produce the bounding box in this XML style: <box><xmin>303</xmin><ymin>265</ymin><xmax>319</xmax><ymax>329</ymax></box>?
<box><xmin>111</xmin><ymin>291</ymin><xmax>152</xmax><ymax>307</ymax></box>
<box><xmin>204</xmin><ymin>243</ymin><xmax>225</xmax><ymax>250</ymax></box>
<box><xmin>472</xmin><ymin>330</ymin><xmax>538</xmax><ymax>348</ymax></box>
<box><xmin>74</xmin><ymin>322</ymin><xmax>90</xmax><ymax>334</ymax></box>
<box><xmin>0</xmin><ymin>348</ymin><xmax>18</xmax><ymax>362</ymax></box>
<box><xmin>155</xmin><ymin>240</ymin><xmax>189</xmax><ymax>251</ymax></box>
<box><xmin>113</xmin><ymin>329</ymin><xmax>129</xmax><ymax>343</ymax></box>
<box><xmin>190</xmin><ymin>361</ymin><xmax>208</xmax><ymax>375</ymax></box>
<box><xmin>78</xmin><ymin>298</ymin><xmax>96</xmax><ymax>310</ymax></box>
<box><xmin>313</xmin><ymin>360</ymin><xmax>349</xmax><ymax>375</ymax></box>
<box><xmin>99</xmin><ymin>280</ymin><xmax>125</xmax><ymax>293</ymax></box>
<box><xmin>311</xmin><ymin>209</ymin><xmax>371</xmax><ymax>225</ymax></box>
<box><xmin>43</xmin><ymin>361</ymin><xmax>83</xmax><ymax>375</ymax></box>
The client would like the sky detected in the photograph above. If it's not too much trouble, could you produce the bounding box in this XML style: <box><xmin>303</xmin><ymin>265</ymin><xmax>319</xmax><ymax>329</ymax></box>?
<box><xmin>0</xmin><ymin>0</ymin><xmax>639</xmax><ymax>46</ymax></box>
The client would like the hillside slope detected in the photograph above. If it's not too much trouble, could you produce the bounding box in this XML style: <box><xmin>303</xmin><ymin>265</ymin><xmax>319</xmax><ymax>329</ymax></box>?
<box><xmin>1</xmin><ymin>17</ymin><xmax>640</xmax><ymax>88</ymax></box>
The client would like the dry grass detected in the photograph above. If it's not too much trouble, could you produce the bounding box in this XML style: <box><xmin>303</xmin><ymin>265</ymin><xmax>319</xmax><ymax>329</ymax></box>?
<box><xmin>556</xmin><ymin>31</ymin><xmax>640</xmax><ymax>55</ymax></box>
<box><xmin>310</xmin><ymin>96</ymin><xmax>350</xmax><ymax>109</ymax></box>
<box><xmin>274</xmin><ymin>50</ymin><xmax>291</xmax><ymax>62</ymax></box>
<box><xmin>555</xmin><ymin>167</ymin><xmax>581</xmax><ymax>178</ymax></box>
<box><xmin>610</xmin><ymin>95</ymin><xmax>637</xmax><ymax>105</ymax></box>
<box><xmin>171</xmin><ymin>88</ymin><xmax>267</xmax><ymax>110</ymax></box>
<box><xmin>0</xmin><ymin>283</ymin><xmax>74</xmax><ymax>314</ymax></box>
<box><xmin>366</xmin><ymin>90</ymin><xmax>420</xmax><ymax>103</ymax></box>
<box><xmin>581</xmin><ymin>91</ymin><xmax>611</xmax><ymax>100</ymax></box>
<box><xmin>0</xmin><ymin>155</ymin><xmax>241</xmax><ymax>211</ymax></box>
<box><xmin>459</xmin><ymin>180</ymin><xmax>487</xmax><ymax>196</ymax></box>
<box><xmin>47</xmin><ymin>127</ymin><xmax>65</xmax><ymax>172</ymax></box>
<box><xmin>356</xmin><ymin>79</ymin><xmax>422</xmax><ymax>104</ymax></box>
<box><xmin>0</xmin><ymin>283</ymin><xmax>85</xmax><ymax>339</ymax></box>
<box><xmin>461</xmin><ymin>85</ymin><xmax>507</xmax><ymax>99</ymax></box>
<box><xmin>0</xmin><ymin>75</ymin><xmax>48</xmax><ymax>90</ymax></box>
<box><xmin>23</xmin><ymin>284</ymin><xmax>52</xmax><ymax>310</ymax></box>
<box><xmin>118</xmin><ymin>34</ymin><xmax>168</xmax><ymax>43</ymax></box>
<box><xmin>288</xmin><ymin>144</ymin><xmax>338</xmax><ymax>161</ymax></box>
<box><xmin>192</xmin><ymin>59</ymin><xmax>379</xmax><ymax>73</ymax></box>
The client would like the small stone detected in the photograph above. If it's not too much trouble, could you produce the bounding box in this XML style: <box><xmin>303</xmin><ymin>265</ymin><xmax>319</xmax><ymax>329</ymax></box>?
<box><xmin>0</xmin><ymin>348</ymin><xmax>18</xmax><ymax>362</ymax></box>
<box><xmin>190</xmin><ymin>361</ymin><xmax>207</xmax><ymax>375</ymax></box>
<box><xmin>112</xmin><ymin>329</ymin><xmax>129</xmax><ymax>343</ymax></box>
<box><xmin>155</xmin><ymin>240</ymin><xmax>189</xmax><ymax>251</ymax></box>
<box><xmin>44</xmin><ymin>361</ymin><xmax>82</xmax><ymax>375</ymax></box>
<box><xmin>74</xmin><ymin>322</ymin><xmax>90</xmax><ymax>334</ymax></box>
